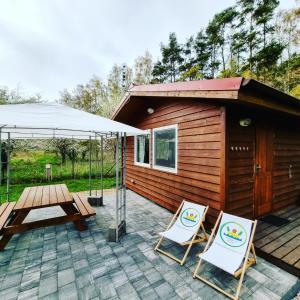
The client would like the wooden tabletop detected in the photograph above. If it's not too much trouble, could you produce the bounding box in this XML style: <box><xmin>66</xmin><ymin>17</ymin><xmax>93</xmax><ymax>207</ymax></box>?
<box><xmin>14</xmin><ymin>184</ymin><xmax>73</xmax><ymax>210</ymax></box>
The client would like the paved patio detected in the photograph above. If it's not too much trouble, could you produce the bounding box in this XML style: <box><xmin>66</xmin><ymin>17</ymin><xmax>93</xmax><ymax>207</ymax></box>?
<box><xmin>0</xmin><ymin>189</ymin><xmax>299</xmax><ymax>300</ymax></box>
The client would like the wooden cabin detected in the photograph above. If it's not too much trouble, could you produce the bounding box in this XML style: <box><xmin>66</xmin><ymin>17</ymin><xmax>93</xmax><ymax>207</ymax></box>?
<box><xmin>112</xmin><ymin>77</ymin><xmax>300</xmax><ymax>223</ymax></box>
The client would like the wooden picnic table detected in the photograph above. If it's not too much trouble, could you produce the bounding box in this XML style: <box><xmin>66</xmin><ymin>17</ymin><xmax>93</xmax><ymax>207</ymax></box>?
<box><xmin>0</xmin><ymin>184</ymin><xmax>96</xmax><ymax>250</ymax></box>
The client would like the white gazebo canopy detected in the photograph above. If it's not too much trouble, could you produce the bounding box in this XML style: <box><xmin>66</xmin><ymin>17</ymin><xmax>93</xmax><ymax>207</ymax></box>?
<box><xmin>0</xmin><ymin>103</ymin><xmax>144</xmax><ymax>139</ymax></box>
<box><xmin>0</xmin><ymin>102</ymin><xmax>142</xmax><ymax>241</ymax></box>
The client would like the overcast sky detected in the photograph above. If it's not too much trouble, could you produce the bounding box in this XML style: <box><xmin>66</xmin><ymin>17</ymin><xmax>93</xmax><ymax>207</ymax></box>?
<box><xmin>0</xmin><ymin>0</ymin><xmax>297</xmax><ymax>101</ymax></box>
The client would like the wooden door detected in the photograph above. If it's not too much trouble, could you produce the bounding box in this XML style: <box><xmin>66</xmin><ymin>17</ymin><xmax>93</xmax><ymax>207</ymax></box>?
<box><xmin>254</xmin><ymin>125</ymin><xmax>273</xmax><ymax>217</ymax></box>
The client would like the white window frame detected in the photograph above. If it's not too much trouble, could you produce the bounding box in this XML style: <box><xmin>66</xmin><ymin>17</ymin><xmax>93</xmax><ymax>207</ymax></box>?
<box><xmin>152</xmin><ymin>124</ymin><xmax>178</xmax><ymax>173</ymax></box>
<box><xmin>134</xmin><ymin>130</ymin><xmax>151</xmax><ymax>168</ymax></box>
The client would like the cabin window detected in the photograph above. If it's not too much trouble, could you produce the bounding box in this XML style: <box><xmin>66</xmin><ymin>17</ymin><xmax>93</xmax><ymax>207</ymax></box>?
<box><xmin>134</xmin><ymin>132</ymin><xmax>150</xmax><ymax>167</ymax></box>
<box><xmin>153</xmin><ymin>124</ymin><xmax>177</xmax><ymax>173</ymax></box>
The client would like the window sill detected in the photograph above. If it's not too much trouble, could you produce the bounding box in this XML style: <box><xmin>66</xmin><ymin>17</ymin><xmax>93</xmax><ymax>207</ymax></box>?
<box><xmin>153</xmin><ymin>165</ymin><xmax>177</xmax><ymax>174</ymax></box>
<box><xmin>134</xmin><ymin>162</ymin><xmax>151</xmax><ymax>168</ymax></box>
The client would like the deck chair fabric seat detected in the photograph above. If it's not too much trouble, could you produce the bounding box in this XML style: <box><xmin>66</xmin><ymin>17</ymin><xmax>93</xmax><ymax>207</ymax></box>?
<box><xmin>155</xmin><ymin>200</ymin><xmax>208</xmax><ymax>265</ymax></box>
<box><xmin>159</xmin><ymin>201</ymin><xmax>206</xmax><ymax>244</ymax></box>
<box><xmin>193</xmin><ymin>211</ymin><xmax>257</xmax><ymax>300</ymax></box>
<box><xmin>200</xmin><ymin>213</ymin><xmax>252</xmax><ymax>275</ymax></box>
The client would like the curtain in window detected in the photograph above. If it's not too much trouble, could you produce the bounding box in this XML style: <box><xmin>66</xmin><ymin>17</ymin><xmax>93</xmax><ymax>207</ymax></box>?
<box><xmin>138</xmin><ymin>136</ymin><xmax>146</xmax><ymax>162</ymax></box>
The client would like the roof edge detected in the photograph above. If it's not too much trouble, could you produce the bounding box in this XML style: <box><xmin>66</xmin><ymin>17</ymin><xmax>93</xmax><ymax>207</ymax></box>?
<box><xmin>111</xmin><ymin>92</ymin><xmax>131</xmax><ymax>120</ymax></box>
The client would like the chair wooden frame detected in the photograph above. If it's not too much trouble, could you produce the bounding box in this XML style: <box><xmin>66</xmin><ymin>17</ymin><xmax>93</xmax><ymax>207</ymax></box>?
<box><xmin>154</xmin><ymin>201</ymin><xmax>209</xmax><ymax>265</ymax></box>
<box><xmin>193</xmin><ymin>211</ymin><xmax>257</xmax><ymax>300</ymax></box>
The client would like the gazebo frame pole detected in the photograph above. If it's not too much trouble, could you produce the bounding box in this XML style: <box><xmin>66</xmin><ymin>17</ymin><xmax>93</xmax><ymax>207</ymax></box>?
<box><xmin>115</xmin><ymin>133</ymin><xmax>119</xmax><ymax>242</ymax></box>
<box><xmin>94</xmin><ymin>134</ymin><xmax>97</xmax><ymax>197</ymax></box>
<box><xmin>123</xmin><ymin>133</ymin><xmax>127</xmax><ymax>222</ymax></box>
<box><xmin>89</xmin><ymin>135</ymin><xmax>92</xmax><ymax>197</ymax></box>
<box><xmin>6</xmin><ymin>132</ymin><xmax>10</xmax><ymax>202</ymax></box>
<box><xmin>101</xmin><ymin>135</ymin><xmax>103</xmax><ymax>202</ymax></box>
<box><xmin>0</xmin><ymin>129</ymin><xmax>2</xmax><ymax>188</ymax></box>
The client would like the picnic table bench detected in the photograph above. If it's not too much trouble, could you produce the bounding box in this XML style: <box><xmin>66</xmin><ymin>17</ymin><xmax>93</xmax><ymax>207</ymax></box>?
<box><xmin>0</xmin><ymin>184</ymin><xmax>95</xmax><ymax>250</ymax></box>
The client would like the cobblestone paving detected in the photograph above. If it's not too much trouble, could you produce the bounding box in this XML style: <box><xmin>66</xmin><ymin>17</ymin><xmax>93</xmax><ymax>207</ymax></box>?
<box><xmin>0</xmin><ymin>189</ymin><xmax>299</xmax><ymax>300</ymax></box>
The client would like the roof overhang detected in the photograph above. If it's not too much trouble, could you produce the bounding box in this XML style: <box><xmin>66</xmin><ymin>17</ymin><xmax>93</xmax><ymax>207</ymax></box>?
<box><xmin>112</xmin><ymin>78</ymin><xmax>300</xmax><ymax>122</ymax></box>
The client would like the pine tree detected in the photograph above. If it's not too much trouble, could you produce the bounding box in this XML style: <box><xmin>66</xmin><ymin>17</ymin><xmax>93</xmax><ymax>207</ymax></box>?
<box><xmin>193</xmin><ymin>30</ymin><xmax>210</xmax><ymax>79</ymax></box>
<box><xmin>206</xmin><ymin>20</ymin><xmax>220</xmax><ymax>78</ymax></box>
<box><xmin>236</xmin><ymin>0</ymin><xmax>259</xmax><ymax>73</ymax></box>
<box><xmin>180</xmin><ymin>36</ymin><xmax>196</xmax><ymax>80</ymax></box>
<box><xmin>211</xmin><ymin>7</ymin><xmax>238</xmax><ymax>72</ymax></box>
<box><xmin>152</xmin><ymin>33</ymin><xmax>184</xmax><ymax>83</ymax></box>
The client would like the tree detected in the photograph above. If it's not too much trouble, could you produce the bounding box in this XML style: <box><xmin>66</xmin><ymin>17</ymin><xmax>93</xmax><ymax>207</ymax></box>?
<box><xmin>193</xmin><ymin>30</ymin><xmax>210</xmax><ymax>78</ymax></box>
<box><xmin>275</xmin><ymin>53</ymin><xmax>300</xmax><ymax>97</ymax></box>
<box><xmin>206</xmin><ymin>20</ymin><xmax>221</xmax><ymax>78</ymax></box>
<box><xmin>59</xmin><ymin>76</ymin><xmax>106</xmax><ymax>114</ymax></box>
<box><xmin>133</xmin><ymin>51</ymin><xmax>153</xmax><ymax>84</ymax></box>
<box><xmin>180</xmin><ymin>36</ymin><xmax>197</xmax><ymax>80</ymax></box>
<box><xmin>52</xmin><ymin>139</ymin><xmax>72</xmax><ymax>164</ymax></box>
<box><xmin>230</xmin><ymin>30</ymin><xmax>247</xmax><ymax>72</ymax></box>
<box><xmin>0</xmin><ymin>86</ymin><xmax>42</xmax><ymax>104</ymax></box>
<box><xmin>254</xmin><ymin>41</ymin><xmax>284</xmax><ymax>83</ymax></box>
<box><xmin>253</xmin><ymin>0</ymin><xmax>281</xmax><ymax>79</ymax></box>
<box><xmin>103</xmin><ymin>64</ymin><xmax>132</xmax><ymax>117</ymax></box>
<box><xmin>254</xmin><ymin>0</ymin><xmax>279</xmax><ymax>50</ymax></box>
<box><xmin>275</xmin><ymin>7</ymin><xmax>300</xmax><ymax>91</ymax></box>
<box><xmin>236</xmin><ymin>0</ymin><xmax>259</xmax><ymax>73</ymax></box>
<box><xmin>152</xmin><ymin>33</ymin><xmax>183</xmax><ymax>83</ymax></box>
<box><xmin>67</xmin><ymin>145</ymin><xmax>79</xmax><ymax>179</ymax></box>
<box><xmin>211</xmin><ymin>7</ymin><xmax>238</xmax><ymax>72</ymax></box>
<box><xmin>152</xmin><ymin>61</ymin><xmax>167</xmax><ymax>83</ymax></box>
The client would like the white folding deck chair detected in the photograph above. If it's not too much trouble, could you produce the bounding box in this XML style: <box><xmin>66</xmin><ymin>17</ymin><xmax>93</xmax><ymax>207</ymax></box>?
<box><xmin>193</xmin><ymin>211</ymin><xmax>257</xmax><ymax>300</ymax></box>
<box><xmin>154</xmin><ymin>200</ymin><xmax>209</xmax><ymax>265</ymax></box>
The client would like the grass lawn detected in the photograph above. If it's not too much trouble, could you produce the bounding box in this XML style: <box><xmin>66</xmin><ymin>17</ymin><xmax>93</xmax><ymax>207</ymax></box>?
<box><xmin>9</xmin><ymin>151</ymin><xmax>115</xmax><ymax>184</ymax></box>
<box><xmin>0</xmin><ymin>150</ymin><xmax>117</xmax><ymax>203</ymax></box>
<box><xmin>0</xmin><ymin>177</ymin><xmax>116</xmax><ymax>203</ymax></box>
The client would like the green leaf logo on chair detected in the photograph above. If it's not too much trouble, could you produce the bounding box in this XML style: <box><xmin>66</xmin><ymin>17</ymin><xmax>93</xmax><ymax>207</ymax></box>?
<box><xmin>180</xmin><ymin>208</ymin><xmax>199</xmax><ymax>227</ymax></box>
<box><xmin>220</xmin><ymin>222</ymin><xmax>247</xmax><ymax>247</ymax></box>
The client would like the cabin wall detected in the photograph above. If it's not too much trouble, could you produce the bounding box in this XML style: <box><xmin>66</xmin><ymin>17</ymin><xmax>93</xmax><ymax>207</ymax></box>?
<box><xmin>226</xmin><ymin>106</ymin><xmax>300</xmax><ymax>218</ymax></box>
<box><xmin>272</xmin><ymin>125</ymin><xmax>300</xmax><ymax>210</ymax></box>
<box><xmin>226</xmin><ymin>109</ymin><xmax>255</xmax><ymax>218</ymax></box>
<box><xmin>125</xmin><ymin>98</ymin><xmax>225</xmax><ymax>223</ymax></box>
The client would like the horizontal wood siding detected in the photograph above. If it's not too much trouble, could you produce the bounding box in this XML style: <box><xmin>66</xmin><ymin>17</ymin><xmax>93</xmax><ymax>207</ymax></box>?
<box><xmin>226</xmin><ymin>107</ymin><xmax>300</xmax><ymax>218</ymax></box>
<box><xmin>226</xmin><ymin>113</ymin><xmax>255</xmax><ymax>218</ymax></box>
<box><xmin>272</xmin><ymin>127</ymin><xmax>300</xmax><ymax>210</ymax></box>
<box><xmin>125</xmin><ymin>99</ymin><xmax>223</xmax><ymax>222</ymax></box>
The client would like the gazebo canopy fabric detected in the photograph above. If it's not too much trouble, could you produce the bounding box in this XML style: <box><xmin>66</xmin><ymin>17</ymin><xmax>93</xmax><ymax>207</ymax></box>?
<box><xmin>0</xmin><ymin>103</ymin><xmax>144</xmax><ymax>139</ymax></box>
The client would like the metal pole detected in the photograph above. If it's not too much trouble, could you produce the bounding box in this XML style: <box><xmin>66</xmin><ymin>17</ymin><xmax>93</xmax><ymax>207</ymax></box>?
<box><xmin>0</xmin><ymin>129</ymin><xmax>2</xmax><ymax>189</ymax></box>
<box><xmin>123</xmin><ymin>133</ymin><xmax>127</xmax><ymax>223</ymax></box>
<box><xmin>6</xmin><ymin>132</ymin><xmax>10</xmax><ymax>202</ymax></box>
<box><xmin>94</xmin><ymin>133</ymin><xmax>97</xmax><ymax>197</ymax></box>
<box><xmin>89</xmin><ymin>135</ymin><xmax>92</xmax><ymax>197</ymax></box>
<box><xmin>0</xmin><ymin>129</ymin><xmax>2</xmax><ymax>202</ymax></box>
<box><xmin>119</xmin><ymin>133</ymin><xmax>123</xmax><ymax>218</ymax></box>
<box><xmin>101</xmin><ymin>135</ymin><xmax>103</xmax><ymax>201</ymax></box>
<box><xmin>115</xmin><ymin>133</ymin><xmax>119</xmax><ymax>242</ymax></box>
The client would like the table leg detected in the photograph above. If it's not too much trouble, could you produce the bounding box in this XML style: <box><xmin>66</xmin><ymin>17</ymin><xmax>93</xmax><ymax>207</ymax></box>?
<box><xmin>0</xmin><ymin>209</ymin><xmax>30</xmax><ymax>250</ymax></box>
<box><xmin>60</xmin><ymin>204</ymin><xmax>87</xmax><ymax>231</ymax></box>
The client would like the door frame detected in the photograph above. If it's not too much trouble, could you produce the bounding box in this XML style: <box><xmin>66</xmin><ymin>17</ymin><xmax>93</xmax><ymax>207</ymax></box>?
<box><xmin>253</xmin><ymin>123</ymin><xmax>273</xmax><ymax>218</ymax></box>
